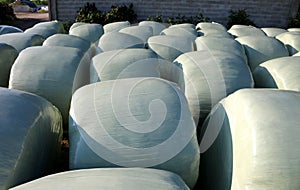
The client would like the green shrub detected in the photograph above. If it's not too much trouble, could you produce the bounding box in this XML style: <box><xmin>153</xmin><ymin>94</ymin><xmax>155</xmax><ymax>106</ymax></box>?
<box><xmin>76</xmin><ymin>3</ymin><xmax>104</xmax><ymax>24</ymax></box>
<box><xmin>227</xmin><ymin>9</ymin><xmax>256</xmax><ymax>28</ymax></box>
<box><xmin>288</xmin><ymin>10</ymin><xmax>300</xmax><ymax>28</ymax></box>
<box><xmin>167</xmin><ymin>13</ymin><xmax>210</xmax><ymax>25</ymax></box>
<box><xmin>147</xmin><ymin>15</ymin><xmax>163</xmax><ymax>22</ymax></box>
<box><xmin>0</xmin><ymin>1</ymin><xmax>16</xmax><ymax>24</ymax></box>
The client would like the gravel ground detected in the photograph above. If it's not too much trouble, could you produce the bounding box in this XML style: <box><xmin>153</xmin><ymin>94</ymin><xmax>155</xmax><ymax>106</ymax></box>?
<box><xmin>10</xmin><ymin>12</ymin><xmax>49</xmax><ymax>30</ymax></box>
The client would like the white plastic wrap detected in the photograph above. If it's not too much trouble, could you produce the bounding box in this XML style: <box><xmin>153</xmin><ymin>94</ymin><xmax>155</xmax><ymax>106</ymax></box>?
<box><xmin>139</xmin><ymin>21</ymin><xmax>166</xmax><ymax>35</ymax></box>
<box><xmin>173</xmin><ymin>50</ymin><xmax>253</xmax><ymax>125</ymax></box>
<box><xmin>24</xmin><ymin>27</ymin><xmax>57</xmax><ymax>39</ymax></box>
<box><xmin>228</xmin><ymin>25</ymin><xmax>265</xmax><ymax>37</ymax></box>
<box><xmin>0</xmin><ymin>33</ymin><xmax>44</xmax><ymax>52</ymax></box>
<box><xmin>276</xmin><ymin>31</ymin><xmax>300</xmax><ymax>55</ymax></box>
<box><xmin>0</xmin><ymin>25</ymin><xmax>23</xmax><ymax>35</ymax></box>
<box><xmin>9</xmin><ymin>46</ymin><xmax>90</xmax><ymax>126</ymax></box>
<box><xmin>69</xmin><ymin>23</ymin><xmax>103</xmax><ymax>47</ymax></box>
<box><xmin>261</xmin><ymin>27</ymin><xmax>287</xmax><ymax>37</ymax></box>
<box><xmin>99</xmin><ymin>32</ymin><xmax>145</xmax><ymax>51</ymax></box>
<box><xmin>197</xmin><ymin>28</ymin><xmax>232</xmax><ymax>38</ymax></box>
<box><xmin>288</xmin><ymin>28</ymin><xmax>300</xmax><ymax>32</ymax></box>
<box><xmin>119</xmin><ymin>26</ymin><xmax>153</xmax><ymax>43</ymax></box>
<box><xmin>169</xmin><ymin>23</ymin><xmax>195</xmax><ymax>29</ymax></box>
<box><xmin>160</xmin><ymin>27</ymin><xmax>198</xmax><ymax>40</ymax></box>
<box><xmin>236</xmin><ymin>36</ymin><xmax>289</xmax><ymax>71</ymax></box>
<box><xmin>10</xmin><ymin>168</ymin><xmax>189</xmax><ymax>190</ymax></box>
<box><xmin>90</xmin><ymin>49</ymin><xmax>160</xmax><ymax>82</ymax></box>
<box><xmin>0</xmin><ymin>43</ymin><xmax>18</xmax><ymax>87</ymax></box>
<box><xmin>196</xmin><ymin>22</ymin><xmax>226</xmax><ymax>31</ymax></box>
<box><xmin>0</xmin><ymin>87</ymin><xmax>62</xmax><ymax>190</ymax></box>
<box><xmin>199</xmin><ymin>89</ymin><xmax>300</xmax><ymax>190</ymax></box>
<box><xmin>147</xmin><ymin>35</ymin><xmax>195</xmax><ymax>61</ymax></box>
<box><xmin>32</xmin><ymin>21</ymin><xmax>65</xmax><ymax>34</ymax></box>
<box><xmin>69</xmin><ymin>77</ymin><xmax>199</xmax><ymax>188</ymax></box>
<box><xmin>253</xmin><ymin>56</ymin><xmax>300</xmax><ymax>91</ymax></box>
<box><xmin>103</xmin><ymin>21</ymin><xmax>130</xmax><ymax>33</ymax></box>
<box><xmin>195</xmin><ymin>37</ymin><xmax>247</xmax><ymax>62</ymax></box>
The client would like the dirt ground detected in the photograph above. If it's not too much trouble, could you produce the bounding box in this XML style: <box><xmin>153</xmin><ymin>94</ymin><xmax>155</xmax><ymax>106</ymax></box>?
<box><xmin>10</xmin><ymin>12</ymin><xmax>49</xmax><ymax>30</ymax></box>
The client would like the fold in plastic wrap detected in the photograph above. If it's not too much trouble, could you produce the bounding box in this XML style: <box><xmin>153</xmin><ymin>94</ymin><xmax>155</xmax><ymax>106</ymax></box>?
<box><xmin>69</xmin><ymin>77</ymin><xmax>199</xmax><ymax>188</ymax></box>
<box><xmin>197</xmin><ymin>28</ymin><xmax>232</xmax><ymax>38</ymax></box>
<box><xmin>10</xmin><ymin>168</ymin><xmax>189</xmax><ymax>190</ymax></box>
<box><xmin>228</xmin><ymin>25</ymin><xmax>265</xmax><ymax>37</ymax></box>
<box><xmin>236</xmin><ymin>36</ymin><xmax>289</xmax><ymax>71</ymax></box>
<box><xmin>147</xmin><ymin>35</ymin><xmax>195</xmax><ymax>62</ymax></box>
<box><xmin>199</xmin><ymin>89</ymin><xmax>300</xmax><ymax>189</ymax></box>
<box><xmin>253</xmin><ymin>56</ymin><xmax>300</xmax><ymax>91</ymax></box>
<box><xmin>261</xmin><ymin>27</ymin><xmax>287</xmax><ymax>37</ymax></box>
<box><xmin>160</xmin><ymin>27</ymin><xmax>198</xmax><ymax>40</ymax></box>
<box><xmin>103</xmin><ymin>21</ymin><xmax>130</xmax><ymax>33</ymax></box>
<box><xmin>0</xmin><ymin>33</ymin><xmax>44</xmax><ymax>52</ymax></box>
<box><xmin>90</xmin><ymin>49</ymin><xmax>160</xmax><ymax>82</ymax></box>
<box><xmin>98</xmin><ymin>32</ymin><xmax>145</xmax><ymax>52</ymax></box>
<box><xmin>0</xmin><ymin>25</ymin><xmax>23</xmax><ymax>35</ymax></box>
<box><xmin>173</xmin><ymin>50</ymin><xmax>254</xmax><ymax>126</ymax></box>
<box><xmin>276</xmin><ymin>31</ymin><xmax>300</xmax><ymax>55</ymax></box>
<box><xmin>119</xmin><ymin>26</ymin><xmax>153</xmax><ymax>44</ymax></box>
<box><xmin>9</xmin><ymin>46</ymin><xmax>90</xmax><ymax>127</ymax></box>
<box><xmin>0</xmin><ymin>43</ymin><xmax>18</xmax><ymax>87</ymax></box>
<box><xmin>196</xmin><ymin>22</ymin><xmax>226</xmax><ymax>31</ymax></box>
<box><xmin>0</xmin><ymin>88</ymin><xmax>62</xmax><ymax>190</ymax></box>
<box><xmin>139</xmin><ymin>21</ymin><xmax>166</xmax><ymax>35</ymax></box>
<box><xmin>195</xmin><ymin>37</ymin><xmax>247</xmax><ymax>62</ymax></box>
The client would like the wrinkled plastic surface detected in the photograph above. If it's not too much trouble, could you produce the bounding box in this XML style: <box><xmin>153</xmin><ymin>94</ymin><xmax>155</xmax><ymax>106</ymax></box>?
<box><xmin>99</xmin><ymin>32</ymin><xmax>144</xmax><ymax>51</ymax></box>
<box><xmin>199</xmin><ymin>89</ymin><xmax>300</xmax><ymax>190</ymax></box>
<box><xmin>197</xmin><ymin>28</ymin><xmax>232</xmax><ymax>38</ymax></box>
<box><xmin>236</xmin><ymin>36</ymin><xmax>289</xmax><ymax>71</ymax></box>
<box><xmin>0</xmin><ymin>88</ymin><xmax>62</xmax><ymax>190</ymax></box>
<box><xmin>174</xmin><ymin>50</ymin><xmax>253</xmax><ymax>125</ymax></box>
<box><xmin>32</xmin><ymin>21</ymin><xmax>65</xmax><ymax>34</ymax></box>
<box><xmin>0</xmin><ymin>25</ymin><xmax>23</xmax><ymax>35</ymax></box>
<box><xmin>25</xmin><ymin>27</ymin><xmax>57</xmax><ymax>39</ymax></box>
<box><xmin>103</xmin><ymin>21</ymin><xmax>130</xmax><ymax>33</ymax></box>
<box><xmin>9</xmin><ymin>46</ymin><xmax>90</xmax><ymax>126</ymax></box>
<box><xmin>139</xmin><ymin>21</ymin><xmax>166</xmax><ymax>35</ymax></box>
<box><xmin>276</xmin><ymin>31</ymin><xmax>300</xmax><ymax>55</ymax></box>
<box><xmin>69</xmin><ymin>77</ymin><xmax>199</xmax><ymax>188</ymax></box>
<box><xmin>161</xmin><ymin>27</ymin><xmax>197</xmax><ymax>40</ymax></box>
<box><xmin>10</xmin><ymin>168</ymin><xmax>189</xmax><ymax>190</ymax></box>
<box><xmin>228</xmin><ymin>25</ymin><xmax>265</xmax><ymax>37</ymax></box>
<box><xmin>0</xmin><ymin>33</ymin><xmax>44</xmax><ymax>52</ymax></box>
<box><xmin>69</xmin><ymin>23</ymin><xmax>103</xmax><ymax>46</ymax></box>
<box><xmin>147</xmin><ymin>35</ymin><xmax>194</xmax><ymax>61</ymax></box>
<box><xmin>119</xmin><ymin>25</ymin><xmax>153</xmax><ymax>43</ymax></box>
<box><xmin>90</xmin><ymin>49</ymin><xmax>159</xmax><ymax>82</ymax></box>
<box><xmin>253</xmin><ymin>56</ymin><xmax>300</xmax><ymax>91</ymax></box>
<box><xmin>169</xmin><ymin>23</ymin><xmax>195</xmax><ymax>29</ymax></box>
<box><xmin>261</xmin><ymin>27</ymin><xmax>287</xmax><ymax>37</ymax></box>
<box><xmin>0</xmin><ymin>43</ymin><xmax>18</xmax><ymax>87</ymax></box>
<box><xmin>195</xmin><ymin>37</ymin><xmax>247</xmax><ymax>62</ymax></box>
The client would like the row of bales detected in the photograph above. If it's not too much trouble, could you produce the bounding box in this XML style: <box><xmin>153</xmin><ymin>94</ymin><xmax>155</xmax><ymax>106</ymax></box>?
<box><xmin>0</xmin><ymin>19</ymin><xmax>299</xmax><ymax>190</ymax></box>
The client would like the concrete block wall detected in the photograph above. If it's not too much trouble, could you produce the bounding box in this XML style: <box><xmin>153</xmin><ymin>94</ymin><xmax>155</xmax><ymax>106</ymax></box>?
<box><xmin>49</xmin><ymin>0</ymin><xmax>300</xmax><ymax>28</ymax></box>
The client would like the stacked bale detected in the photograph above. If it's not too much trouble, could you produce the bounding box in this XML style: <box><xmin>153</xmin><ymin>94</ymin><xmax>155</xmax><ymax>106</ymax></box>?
<box><xmin>0</xmin><ymin>43</ymin><xmax>18</xmax><ymax>87</ymax></box>
<box><xmin>228</xmin><ymin>25</ymin><xmax>265</xmax><ymax>37</ymax></box>
<box><xmin>103</xmin><ymin>21</ymin><xmax>130</xmax><ymax>33</ymax></box>
<box><xmin>276</xmin><ymin>31</ymin><xmax>300</xmax><ymax>55</ymax></box>
<box><xmin>0</xmin><ymin>25</ymin><xmax>23</xmax><ymax>35</ymax></box>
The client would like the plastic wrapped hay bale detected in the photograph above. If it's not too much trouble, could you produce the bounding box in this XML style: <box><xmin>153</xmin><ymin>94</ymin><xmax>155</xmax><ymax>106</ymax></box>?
<box><xmin>169</xmin><ymin>23</ymin><xmax>195</xmax><ymax>29</ymax></box>
<box><xmin>157</xmin><ymin>58</ymin><xmax>184</xmax><ymax>86</ymax></box>
<box><xmin>195</xmin><ymin>37</ymin><xmax>247</xmax><ymax>62</ymax></box>
<box><xmin>173</xmin><ymin>50</ymin><xmax>253</xmax><ymax>125</ymax></box>
<box><xmin>90</xmin><ymin>49</ymin><xmax>160</xmax><ymax>82</ymax></box>
<box><xmin>197</xmin><ymin>28</ymin><xmax>232</xmax><ymax>38</ymax></box>
<box><xmin>198</xmin><ymin>89</ymin><xmax>300</xmax><ymax>190</ymax></box>
<box><xmin>276</xmin><ymin>31</ymin><xmax>300</xmax><ymax>55</ymax></box>
<box><xmin>160</xmin><ymin>27</ymin><xmax>198</xmax><ymax>40</ymax></box>
<box><xmin>288</xmin><ymin>28</ymin><xmax>300</xmax><ymax>32</ymax></box>
<box><xmin>0</xmin><ymin>25</ymin><xmax>23</xmax><ymax>35</ymax></box>
<box><xmin>139</xmin><ymin>21</ymin><xmax>166</xmax><ymax>35</ymax></box>
<box><xmin>228</xmin><ymin>25</ymin><xmax>265</xmax><ymax>37</ymax></box>
<box><xmin>236</xmin><ymin>35</ymin><xmax>289</xmax><ymax>71</ymax></box>
<box><xmin>99</xmin><ymin>32</ymin><xmax>144</xmax><ymax>51</ymax></box>
<box><xmin>103</xmin><ymin>21</ymin><xmax>130</xmax><ymax>33</ymax></box>
<box><xmin>24</xmin><ymin>27</ymin><xmax>57</xmax><ymax>39</ymax></box>
<box><xmin>261</xmin><ymin>27</ymin><xmax>287</xmax><ymax>37</ymax></box>
<box><xmin>32</xmin><ymin>21</ymin><xmax>65</xmax><ymax>34</ymax></box>
<box><xmin>0</xmin><ymin>33</ymin><xmax>44</xmax><ymax>52</ymax></box>
<box><xmin>69</xmin><ymin>77</ymin><xmax>200</xmax><ymax>188</ymax></box>
<box><xmin>0</xmin><ymin>88</ymin><xmax>62</xmax><ymax>190</ymax></box>
<box><xmin>69</xmin><ymin>22</ymin><xmax>86</xmax><ymax>31</ymax></box>
<box><xmin>9</xmin><ymin>46</ymin><xmax>90</xmax><ymax>127</ymax></box>
<box><xmin>119</xmin><ymin>26</ymin><xmax>153</xmax><ymax>44</ymax></box>
<box><xmin>253</xmin><ymin>56</ymin><xmax>300</xmax><ymax>91</ymax></box>
<box><xmin>0</xmin><ymin>43</ymin><xmax>18</xmax><ymax>87</ymax></box>
<box><xmin>10</xmin><ymin>168</ymin><xmax>189</xmax><ymax>190</ymax></box>
<box><xmin>43</xmin><ymin>34</ymin><xmax>93</xmax><ymax>59</ymax></box>
<box><xmin>147</xmin><ymin>35</ymin><xmax>195</xmax><ymax>62</ymax></box>
<box><xmin>196</xmin><ymin>22</ymin><xmax>226</xmax><ymax>31</ymax></box>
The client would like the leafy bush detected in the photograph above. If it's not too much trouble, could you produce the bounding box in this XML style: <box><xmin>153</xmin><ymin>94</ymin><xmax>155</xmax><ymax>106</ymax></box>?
<box><xmin>288</xmin><ymin>10</ymin><xmax>300</xmax><ymax>28</ymax></box>
<box><xmin>147</xmin><ymin>15</ymin><xmax>163</xmax><ymax>22</ymax></box>
<box><xmin>0</xmin><ymin>1</ymin><xmax>16</xmax><ymax>24</ymax></box>
<box><xmin>76</xmin><ymin>3</ymin><xmax>137</xmax><ymax>25</ymax></box>
<box><xmin>147</xmin><ymin>13</ymin><xmax>209</xmax><ymax>25</ymax></box>
<box><xmin>227</xmin><ymin>9</ymin><xmax>256</xmax><ymax>28</ymax></box>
